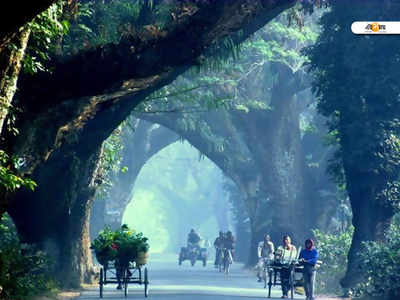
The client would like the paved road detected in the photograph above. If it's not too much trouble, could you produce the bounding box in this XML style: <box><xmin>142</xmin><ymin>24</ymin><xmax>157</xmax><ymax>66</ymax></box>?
<box><xmin>78</xmin><ymin>253</ymin><xmax>305</xmax><ymax>300</ymax></box>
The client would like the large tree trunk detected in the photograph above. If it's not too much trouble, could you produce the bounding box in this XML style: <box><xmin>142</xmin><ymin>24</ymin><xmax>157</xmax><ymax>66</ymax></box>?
<box><xmin>234</xmin><ymin>180</ymin><xmax>264</xmax><ymax>266</ymax></box>
<box><xmin>343</xmin><ymin>201</ymin><xmax>392</xmax><ymax>288</ymax></box>
<box><xmin>267</xmin><ymin>84</ymin><xmax>306</xmax><ymax>247</ymax></box>
<box><xmin>230</xmin><ymin>63</ymin><xmax>309</xmax><ymax>253</ymax></box>
<box><xmin>300</xmin><ymin>109</ymin><xmax>339</xmax><ymax>232</ymax></box>
<box><xmin>234</xmin><ymin>213</ymin><xmax>251</xmax><ymax>263</ymax></box>
<box><xmin>213</xmin><ymin>189</ymin><xmax>230</xmax><ymax>232</ymax></box>
<box><xmin>340</xmin><ymin>152</ymin><xmax>394</xmax><ymax>289</ymax></box>
<box><xmin>8</xmin><ymin>145</ymin><xmax>102</xmax><ymax>287</ymax></box>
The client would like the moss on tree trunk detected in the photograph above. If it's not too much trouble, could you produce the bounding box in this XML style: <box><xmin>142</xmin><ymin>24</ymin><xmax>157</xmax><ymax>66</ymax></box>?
<box><xmin>0</xmin><ymin>26</ymin><xmax>30</xmax><ymax>134</ymax></box>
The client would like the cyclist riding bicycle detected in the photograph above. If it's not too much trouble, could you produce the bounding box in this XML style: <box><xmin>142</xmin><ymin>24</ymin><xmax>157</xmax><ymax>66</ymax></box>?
<box><xmin>223</xmin><ymin>231</ymin><xmax>235</xmax><ymax>262</ymax></box>
<box><xmin>256</xmin><ymin>234</ymin><xmax>275</xmax><ymax>282</ymax></box>
<box><xmin>214</xmin><ymin>231</ymin><xmax>225</xmax><ymax>268</ymax></box>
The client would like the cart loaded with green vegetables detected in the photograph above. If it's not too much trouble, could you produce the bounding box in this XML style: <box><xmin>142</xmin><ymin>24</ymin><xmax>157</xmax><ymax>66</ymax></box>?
<box><xmin>91</xmin><ymin>224</ymin><xmax>150</xmax><ymax>298</ymax></box>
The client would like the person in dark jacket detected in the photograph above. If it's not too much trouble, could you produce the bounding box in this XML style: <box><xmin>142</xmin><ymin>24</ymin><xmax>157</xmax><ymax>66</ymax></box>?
<box><xmin>214</xmin><ymin>231</ymin><xmax>225</xmax><ymax>267</ymax></box>
<box><xmin>187</xmin><ymin>229</ymin><xmax>201</xmax><ymax>246</ymax></box>
<box><xmin>224</xmin><ymin>231</ymin><xmax>235</xmax><ymax>261</ymax></box>
<box><xmin>299</xmin><ymin>239</ymin><xmax>318</xmax><ymax>300</ymax></box>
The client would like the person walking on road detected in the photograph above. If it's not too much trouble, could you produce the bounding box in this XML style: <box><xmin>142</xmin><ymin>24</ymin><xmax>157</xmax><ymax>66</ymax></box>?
<box><xmin>277</xmin><ymin>235</ymin><xmax>296</xmax><ymax>298</ymax></box>
<box><xmin>299</xmin><ymin>239</ymin><xmax>318</xmax><ymax>300</ymax></box>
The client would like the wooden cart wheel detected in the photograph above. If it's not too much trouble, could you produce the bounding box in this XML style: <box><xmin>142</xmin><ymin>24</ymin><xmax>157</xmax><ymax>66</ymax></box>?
<box><xmin>104</xmin><ymin>265</ymin><xmax>108</xmax><ymax>283</ymax></box>
<box><xmin>263</xmin><ymin>267</ymin><xmax>268</xmax><ymax>289</ymax></box>
<box><xmin>124</xmin><ymin>268</ymin><xmax>129</xmax><ymax>298</ymax></box>
<box><xmin>290</xmin><ymin>268</ymin><xmax>294</xmax><ymax>299</ymax></box>
<box><xmin>99</xmin><ymin>267</ymin><xmax>104</xmax><ymax>298</ymax></box>
<box><xmin>267</xmin><ymin>268</ymin><xmax>272</xmax><ymax>298</ymax></box>
<box><xmin>190</xmin><ymin>256</ymin><xmax>196</xmax><ymax>266</ymax></box>
<box><xmin>144</xmin><ymin>267</ymin><xmax>149</xmax><ymax>298</ymax></box>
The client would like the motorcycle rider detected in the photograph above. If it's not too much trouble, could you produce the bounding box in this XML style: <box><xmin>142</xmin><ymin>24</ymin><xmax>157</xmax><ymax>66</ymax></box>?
<box><xmin>187</xmin><ymin>228</ymin><xmax>201</xmax><ymax>251</ymax></box>
<box><xmin>214</xmin><ymin>231</ymin><xmax>225</xmax><ymax>268</ymax></box>
<box><xmin>256</xmin><ymin>234</ymin><xmax>275</xmax><ymax>282</ymax></box>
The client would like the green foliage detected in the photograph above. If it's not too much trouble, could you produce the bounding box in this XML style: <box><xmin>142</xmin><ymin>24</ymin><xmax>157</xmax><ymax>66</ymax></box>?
<box><xmin>114</xmin><ymin>226</ymin><xmax>149</xmax><ymax>264</ymax></box>
<box><xmin>0</xmin><ymin>214</ymin><xmax>57</xmax><ymax>300</ymax></box>
<box><xmin>312</xmin><ymin>226</ymin><xmax>354</xmax><ymax>294</ymax></box>
<box><xmin>24</xmin><ymin>1</ymin><xmax>67</xmax><ymax>74</ymax></box>
<box><xmin>132</xmin><ymin>11</ymin><xmax>320</xmax><ymax>165</ymax></box>
<box><xmin>245</xmin><ymin>14</ymin><xmax>319</xmax><ymax>72</ymax></box>
<box><xmin>0</xmin><ymin>4</ymin><xmax>62</xmax><ymax>193</ymax></box>
<box><xmin>143</xmin><ymin>7</ymin><xmax>320</xmax><ymax>111</ymax></box>
<box><xmin>304</xmin><ymin>2</ymin><xmax>400</xmax><ymax>211</ymax></box>
<box><xmin>137</xmin><ymin>77</ymin><xmax>234</xmax><ymax>114</ymax></box>
<box><xmin>60</xmin><ymin>0</ymin><xmax>173</xmax><ymax>56</ymax></box>
<box><xmin>201</xmin><ymin>3</ymin><xmax>322</xmax><ymax>72</ymax></box>
<box><xmin>0</xmin><ymin>150</ymin><xmax>36</xmax><ymax>191</ymax></box>
<box><xmin>0</xmin><ymin>102</ymin><xmax>36</xmax><ymax>194</ymax></box>
<box><xmin>96</xmin><ymin>126</ymin><xmax>124</xmax><ymax>198</ymax></box>
<box><xmin>90</xmin><ymin>226</ymin><xmax>118</xmax><ymax>265</ymax></box>
<box><xmin>135</xmin><ymin>75</ymin><xmax>233</xmax><ymax>155</ymax></box>
<box><xmin>102</xmin><ymin>128</ymin><xmax>124</xmax><ymax>173</ymax></box>
<box><xmin>91</xmin><ymin>224</ymin><xmax>149</xmax><ymax>266</ymax></box>
<box><xmin>201</xmin><ymin>34</ymin><xmax>244</xmax><ymax>71</ymax></box>
<box><xmin>355</xmin><ymin>222</ymin><xmax>400</xmax><ymax>298</ymax></box>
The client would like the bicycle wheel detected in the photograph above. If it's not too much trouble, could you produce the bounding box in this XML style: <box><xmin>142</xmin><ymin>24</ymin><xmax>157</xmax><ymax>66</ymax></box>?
<box><xmin>144</xmin><ymin>267</ymin><xmax>149</xmax><ymax>298</ymax></box>
<box><xmin>190</xmin><ymin>255</ymin><xmax>196</xmax><ymax>266</ymax></box>
<box><xmin>290</xmin><ymin>269</ymin><xmax>294</xmax><ymax>299</ymax></box>
<box><xmin>218</xmin><ymin>251</ymin><xmax>224</xmax><ymax>272</ymax></box>
<box><xmin>124</xmin><ymin>269</ymin><xmax>129</xmax><ymax>298</ymax></box>
<box><xmin>99</xmin><ymin>268</ymin><xmax>104</xmax><ymax>298</ymax></box>
<box><xmin>263</xmin><ymin>268</ymin><xmax>267</xmax><ymax>289</ymax></box>
<box><xmin>224</xmin><ymin>256</ymin><xmax>230</xmax><ymax>275</ymax></box>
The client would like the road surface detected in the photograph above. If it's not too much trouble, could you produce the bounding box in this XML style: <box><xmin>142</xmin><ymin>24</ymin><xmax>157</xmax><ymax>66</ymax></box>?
<box><xmin>78</xmin><ymin>253</ymin><xmax>305</xmax><ymax>300</ymax></box>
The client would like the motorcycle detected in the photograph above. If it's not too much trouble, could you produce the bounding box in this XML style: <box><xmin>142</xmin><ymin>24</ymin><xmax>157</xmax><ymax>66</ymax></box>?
<box><xmin>178</xmin><ymin>243</ymin><xmax>208</xmax><ymax>266</ymax></box>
